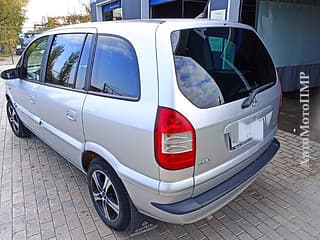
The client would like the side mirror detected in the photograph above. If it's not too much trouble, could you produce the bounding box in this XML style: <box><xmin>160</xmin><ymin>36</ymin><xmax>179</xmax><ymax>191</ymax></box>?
<box><xmin>1</xmin><ymin>67</ymin><xmax>26</xmax><ymax>80</ymax></box>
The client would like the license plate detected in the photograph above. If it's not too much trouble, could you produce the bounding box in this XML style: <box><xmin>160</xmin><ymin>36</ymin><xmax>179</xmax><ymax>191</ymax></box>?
<box><xmin>230</xmin><ymin>117</ymin><xmax>264</xmax><ymax>150</ymax></box>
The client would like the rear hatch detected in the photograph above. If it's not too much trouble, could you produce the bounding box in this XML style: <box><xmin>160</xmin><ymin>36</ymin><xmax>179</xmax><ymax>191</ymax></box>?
<box><xmin>156</xmin><ymin>21</ymin><xmax>281</xmax><ymax>196</ymax></box>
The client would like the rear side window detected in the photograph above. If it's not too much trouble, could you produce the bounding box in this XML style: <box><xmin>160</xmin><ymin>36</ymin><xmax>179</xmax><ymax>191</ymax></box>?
<box><xmin>45</xmin><ymin>34</ymin><xmax>86</xmax><ymax>87</ymax></box>
<box><xmin>171</xmin><ymin>27</ymin><xmax>276</xmax><ymax>108</ymax></box>
<box><xmin>90</xmin><ymin>35</ymin><xmax>140</xmax><ymax>99</ymax></box>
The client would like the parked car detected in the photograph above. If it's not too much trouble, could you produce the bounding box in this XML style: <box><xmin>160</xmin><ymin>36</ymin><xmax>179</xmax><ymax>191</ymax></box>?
<box><xmin>15</xmin><ymin>44</ymin><xmax>23</xmax><ymax>55</ymax></box>
<box><xmin>1</xmin><ymin>19</ymin><xmax>280</xmax><ymax>232</ymax></box>
<box><xmin>16</xmin><ymin>33</ymin><xmax>40</xmax><ymax>56</ymax></box>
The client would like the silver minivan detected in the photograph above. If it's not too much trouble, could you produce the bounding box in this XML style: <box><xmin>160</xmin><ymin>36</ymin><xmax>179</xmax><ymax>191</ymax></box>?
<box><xmin>2</xmin><ymin>19</ymin><xmax>280</xmax><ymax>232</ymax></box>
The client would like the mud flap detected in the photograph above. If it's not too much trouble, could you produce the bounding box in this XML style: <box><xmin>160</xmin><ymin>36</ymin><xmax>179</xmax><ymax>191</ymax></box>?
<box><xmin>128</xmin><ymin>201</ymin><xmax>158</xmax><ymax>236</ymax></box>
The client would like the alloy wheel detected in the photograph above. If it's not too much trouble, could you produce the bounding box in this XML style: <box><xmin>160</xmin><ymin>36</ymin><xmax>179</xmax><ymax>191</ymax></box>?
<box><xmin>7</xmin><ymin>104</ymin><xmax>20</xmax><ymax>133</ymax></box>
<box><xmin>91</xmin><ymin>170</ymin><xmax>120</xmax><ymax>222</ymax></box>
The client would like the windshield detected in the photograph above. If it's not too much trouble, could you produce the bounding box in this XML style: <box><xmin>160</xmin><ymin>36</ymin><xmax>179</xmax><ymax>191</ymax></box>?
<box><xmin>171</xmin><ymin>27</ymin><xmax>277</xmax><ymax>109</ymax></box>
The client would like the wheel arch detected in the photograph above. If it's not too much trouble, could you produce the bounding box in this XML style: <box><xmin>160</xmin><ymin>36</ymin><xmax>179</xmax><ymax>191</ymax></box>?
<box><xmin>82</xmin><ymin>142</ymin><xmax>122</xmax><ymax>174</ymax></box>
<box><xmin>82</xmin><ymin>141</ymin><xmax>160</xmax><ymax>199</ymax></box>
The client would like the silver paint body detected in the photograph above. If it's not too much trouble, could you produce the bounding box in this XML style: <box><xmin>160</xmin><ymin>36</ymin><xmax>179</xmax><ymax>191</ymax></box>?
<box><xmin>5</xmin><ymin>19</ymin><xmax>280</xmax><ymax>224</ymax></box>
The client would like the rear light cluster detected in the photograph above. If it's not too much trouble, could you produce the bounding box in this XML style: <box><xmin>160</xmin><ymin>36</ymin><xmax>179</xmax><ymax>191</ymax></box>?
<box><xmin>154</xmin><ymin>107</ymin><xmax>196</xmax><ymax>170</ymax></box>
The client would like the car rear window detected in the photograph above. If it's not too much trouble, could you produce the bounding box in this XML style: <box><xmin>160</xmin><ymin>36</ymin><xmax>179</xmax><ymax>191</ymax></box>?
<box><xmin>171</xmin><ymin>27</ymin><xmax>277</xmax><ymax>109</ymax></box>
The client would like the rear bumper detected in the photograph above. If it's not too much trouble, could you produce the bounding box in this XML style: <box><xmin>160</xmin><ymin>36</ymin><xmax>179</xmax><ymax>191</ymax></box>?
<box><xmin>150</xmin><ymin>138</ymin><xmax>279</xmax><ymax>223</ymax></box>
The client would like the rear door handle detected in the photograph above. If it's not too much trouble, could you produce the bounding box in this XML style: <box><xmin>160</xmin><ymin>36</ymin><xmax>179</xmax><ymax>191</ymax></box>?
<box><xmin>66</xmin><ymin>109</ymin><xmax>77</xmax><ymax>121</ymax></box>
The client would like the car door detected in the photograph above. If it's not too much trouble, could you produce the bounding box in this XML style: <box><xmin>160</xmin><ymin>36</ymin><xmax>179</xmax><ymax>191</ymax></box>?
<box><xmin>36</xmin><ymin>33</ymin><xmax>93</xmax><ymax>168</ymax></box>
<box><xmin>8</xmin><ymin>36</ymin><xmax>49</xmax><ymax>138</ymax></box>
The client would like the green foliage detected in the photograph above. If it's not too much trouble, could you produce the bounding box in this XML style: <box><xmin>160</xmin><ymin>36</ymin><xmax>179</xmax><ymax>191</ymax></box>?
<box><xmin>0</xmin><ymin>0</ymin><xmax>29</xmax><ymax>53</ymax></box>
<box><xmin>0</xmin><ymin>0</ymin><xmax>27</xmax><ymax>27</ymax></box>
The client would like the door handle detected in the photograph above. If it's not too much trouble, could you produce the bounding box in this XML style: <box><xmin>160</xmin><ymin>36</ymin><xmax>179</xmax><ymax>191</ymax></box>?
<box><xmin>66</xmin><ymin>109</ymin><xmax>77</xmax><ymax>121</ymax></box>
<box><xmin>29</xmin><ymin>96</ymin><xmax>35</xmax><ymax>104</ymax></box>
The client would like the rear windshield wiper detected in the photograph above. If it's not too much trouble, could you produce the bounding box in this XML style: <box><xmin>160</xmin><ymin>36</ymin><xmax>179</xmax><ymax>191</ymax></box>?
<box><xmin>241</xmin><ymin>82</ymin><xmax>274</xmax><ymax>109</ymax></box>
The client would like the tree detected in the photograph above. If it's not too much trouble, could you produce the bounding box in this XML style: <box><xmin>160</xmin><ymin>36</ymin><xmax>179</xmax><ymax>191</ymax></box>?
<box><xmin>0</xmin><ymin>0</ymin><xmax>29</xmax><ymax>53</ymax></box>
<box><xmin>47</xmin><ymin>2</ymin><xmax>91</xmax><ymax>29</ymax></box>
<box><xmin>0</xmin><ymin>0</ymin><xmax>27</xmax><ymax>26</ymax></box>
<box><xmin>47</xmin><ymin>13</ymin><xmax>91</xmax><ymax>29</ymax></box>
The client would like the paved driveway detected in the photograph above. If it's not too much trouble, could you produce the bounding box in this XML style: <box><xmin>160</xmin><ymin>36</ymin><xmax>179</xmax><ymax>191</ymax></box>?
<box><xmin>0</xmin><ymin>78</ymin><xmax>320</xmax><ymax>240</ymax></box>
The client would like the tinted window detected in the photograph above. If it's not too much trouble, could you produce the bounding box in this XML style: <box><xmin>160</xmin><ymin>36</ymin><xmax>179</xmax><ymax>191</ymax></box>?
<box><xmin>171</xmin><ymin>27</ymin><xmax>276</xmax><ymax>108</ymax></box>
<box><xmin>75</xmin><ymin>34</ymin><xmax>93</xmax><ymax>90</ymax></box>
<box><xmin>174</xmin><ymin>56</ymin><xmax>224</xmax><ymax>108</ymax></box>
<box><xmin>24</xmin><ymin>36</ymin><xmax>48</xmax><ymax>81</ymax></box>
<box><xmin>90</xmin><ymin>35</ymin><xmax>140</xmax><ymax>99</ymax></box>
<box><xmin>46</xmin><ymin>34</ymin><xmax>86</xmax><ymax>87</ymax></box>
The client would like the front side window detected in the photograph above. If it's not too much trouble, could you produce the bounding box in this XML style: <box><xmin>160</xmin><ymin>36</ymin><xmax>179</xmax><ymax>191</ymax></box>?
<box><xmin>171</xmin><ymin>27</ymin><xmax>276</xmax><ymax>108</ymax></box>
<box><xmin>24</xmin><ymin>36</ymin><xmax>48</xmax><ymax>81</ymax></box>
<box><xmin>90</xmin><ymin>35</ymin><xmax>140</xmax><ymax>99</ymax></box>
<box><xmin>45</xmin><ymin>34</ymin><xmax>86</xmax><ymax>87</ymax></box>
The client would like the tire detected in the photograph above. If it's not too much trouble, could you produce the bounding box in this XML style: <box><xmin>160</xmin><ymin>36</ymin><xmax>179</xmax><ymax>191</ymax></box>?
<box><xmin>6</xmin><ymin>101</ymin><xmax>30</xmax><ymax>138</ymax></box>
<box><xmin>88</xmin><ymin>158</ymin><xmax>131</xmax><ymax>231</ymax></box>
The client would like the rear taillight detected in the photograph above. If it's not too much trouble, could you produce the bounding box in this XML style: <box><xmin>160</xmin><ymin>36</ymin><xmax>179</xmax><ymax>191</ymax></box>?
<box><xmin>154</xmin><ymin>107</ymin><xmax>196</xmax><ymax>170</ymax></box>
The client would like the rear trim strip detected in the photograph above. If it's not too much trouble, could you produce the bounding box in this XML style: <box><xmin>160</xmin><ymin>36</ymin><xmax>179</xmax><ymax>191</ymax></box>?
<box><xmin>152</xmin><ymin>138</ymin><xmax>280</xmax><ymax>215</ymax></box>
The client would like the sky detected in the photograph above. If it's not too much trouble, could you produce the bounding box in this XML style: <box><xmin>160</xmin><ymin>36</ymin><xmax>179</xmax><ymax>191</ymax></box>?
<box><xmin>23</xmin><ymin>0</ymin><xmax>90</xmax><ymax>32</ymax></box>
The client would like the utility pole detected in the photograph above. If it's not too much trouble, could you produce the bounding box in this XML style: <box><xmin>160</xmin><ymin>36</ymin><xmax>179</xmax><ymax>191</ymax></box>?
<box><xmin>6</xmin><ymin>27</ymin><xmax>14</xmax><ymax>65</ymax></box>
